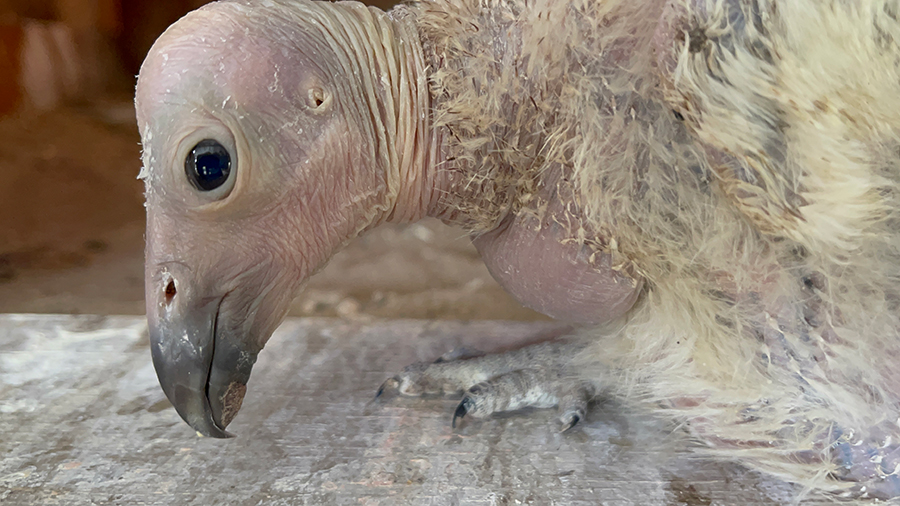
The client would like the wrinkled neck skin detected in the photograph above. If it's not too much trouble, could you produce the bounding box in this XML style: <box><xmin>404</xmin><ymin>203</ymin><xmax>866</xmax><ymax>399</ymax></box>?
<box><xmin>296</xmin><ymin>2</ymin><xmax>445</xmax><ymax>233</ymax></box>
<box><xmin>366</xmin><ymin>6</ymin><xmax>488</xmax><ymax>228</ymax></box>
<box><xmin>353</xmin><ymin>6</ymin><xmax>445</xmax><ymax>228</ymax></box>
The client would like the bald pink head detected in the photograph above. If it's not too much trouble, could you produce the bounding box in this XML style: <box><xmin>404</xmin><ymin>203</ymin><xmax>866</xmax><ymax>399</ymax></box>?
<box><xmin>137</xmin><ymin>0</ymin><xmax>431</xmax><ymax>437</ymax></box>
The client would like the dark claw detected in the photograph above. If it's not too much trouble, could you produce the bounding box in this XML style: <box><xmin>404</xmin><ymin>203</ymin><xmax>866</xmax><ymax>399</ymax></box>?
<box><xmin>561</xmin><ymin>414</ymin><xmax>580</xmax><ymax>433</ymax></box>
<box><xmin>375</xmin><ymin>376</ymin><xmax>399</xmax><ymax>400</ymax></box>
<box><xmin>452</xmin><ymin>398</ymin><xmax>470</xmax><ymax>428</ymax></box>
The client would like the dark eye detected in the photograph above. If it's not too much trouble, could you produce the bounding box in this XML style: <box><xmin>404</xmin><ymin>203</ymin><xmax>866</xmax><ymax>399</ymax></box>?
<box><xmin>185</xmin><ymin>139</ymin><xmax>232</xmax><ymax>192</ymax></box>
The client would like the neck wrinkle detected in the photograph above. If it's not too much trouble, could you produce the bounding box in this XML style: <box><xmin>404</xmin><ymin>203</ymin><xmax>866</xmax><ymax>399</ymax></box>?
<box><xmin>381</xmin><ymin>6</ymin><xmax>462</xmax><ymax>227</ymax></box>
<box><xmin>341</xmin><ymin>3</ymin><xmax>449</xmax><ymax>228</ymax></box>
<box><xmin>380</xmin><ymin>7</ymin><xmax>435</xmax><ymax>225</ymax></box>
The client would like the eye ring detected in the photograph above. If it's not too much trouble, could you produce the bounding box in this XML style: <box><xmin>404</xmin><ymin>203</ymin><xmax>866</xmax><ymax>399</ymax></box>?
<box><xmin>185</xmin><ymin>139</ymin><xmax>233</xmax><ymax>193</ymax></box>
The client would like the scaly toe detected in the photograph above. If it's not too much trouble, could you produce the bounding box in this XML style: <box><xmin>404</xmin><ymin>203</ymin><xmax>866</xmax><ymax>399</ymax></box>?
<box><xmin>559</xmin><ymin>413</ymin><xmax>581</xmax><ymax>433</ymax></box>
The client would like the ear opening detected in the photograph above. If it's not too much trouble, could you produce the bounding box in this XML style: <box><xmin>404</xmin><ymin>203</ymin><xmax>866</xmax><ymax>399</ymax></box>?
<box><xmin>308</xmin><ymin>87</ymin><xmax>333</xmax><ymax>110</ymax></box>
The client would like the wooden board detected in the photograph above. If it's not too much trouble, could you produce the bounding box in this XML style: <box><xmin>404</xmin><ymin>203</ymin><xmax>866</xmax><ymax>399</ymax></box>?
<box><xmin>0</xmin><ymin>315</ymin><xmax>825</xmax><ymax>504</ymax></box>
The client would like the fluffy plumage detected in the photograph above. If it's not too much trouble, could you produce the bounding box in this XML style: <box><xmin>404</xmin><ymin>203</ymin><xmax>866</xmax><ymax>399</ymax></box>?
<box><xmin>397</xmin><ymin>0</ymin><xmax>900</xmax><ymax>497</ymax></box>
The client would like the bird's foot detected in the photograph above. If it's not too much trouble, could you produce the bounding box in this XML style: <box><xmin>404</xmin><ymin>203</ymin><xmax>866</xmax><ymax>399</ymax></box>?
<box><xmin>377</xmin><ymin>340</ymin><xmax>595</xmax><ymax>432</ymax></box>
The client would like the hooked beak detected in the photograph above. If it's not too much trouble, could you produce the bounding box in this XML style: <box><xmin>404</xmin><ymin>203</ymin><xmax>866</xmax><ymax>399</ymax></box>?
<box><xmin>149</xmin><ymin>287</ymin><xmax>258</xmax><ymax>438</ymax></box>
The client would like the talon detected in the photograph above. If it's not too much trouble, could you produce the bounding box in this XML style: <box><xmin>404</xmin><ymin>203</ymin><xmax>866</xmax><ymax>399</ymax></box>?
<box><xmin>560</xmin><ymin>414</ymin><xmax>580</xmax><ymax>433</ymax></box>
<box><xmin>376</xmin><ymin>377</ymin><xmax>399</xmax><ymax>399</ymax></box>
<box><xmin>453</xmin><ymin>399</ymin><xmax>470</xmax><ymax>428</ymax></box>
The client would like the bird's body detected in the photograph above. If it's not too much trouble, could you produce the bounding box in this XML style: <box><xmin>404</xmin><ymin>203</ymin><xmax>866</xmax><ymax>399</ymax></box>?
<box><xmin>137</xmin><ymin>0</ymin><xmax>900</xmax><ymax>499</ymax></box>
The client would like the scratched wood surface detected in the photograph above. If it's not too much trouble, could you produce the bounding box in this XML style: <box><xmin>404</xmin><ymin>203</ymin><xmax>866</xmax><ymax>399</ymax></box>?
<box><xmin>0</xmin><ymin>314</ymin><xmax>825</xmax><ymax>505</ymax></box>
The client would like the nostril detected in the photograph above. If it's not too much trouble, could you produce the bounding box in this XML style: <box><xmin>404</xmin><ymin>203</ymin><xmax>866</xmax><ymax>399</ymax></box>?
<box><xmin>165</xmin><ymin>279</ymin><xmax>177</xmax><ymax>305</ymax></box>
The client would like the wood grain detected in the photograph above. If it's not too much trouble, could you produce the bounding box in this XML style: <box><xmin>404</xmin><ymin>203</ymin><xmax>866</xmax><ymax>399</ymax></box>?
<box><xmin>0</xmin><ymin>315</ymin><xmax>818</xmax><ymax>505</ymax></box>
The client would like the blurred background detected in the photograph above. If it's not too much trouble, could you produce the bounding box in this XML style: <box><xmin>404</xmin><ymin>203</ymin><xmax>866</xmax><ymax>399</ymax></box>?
<box><xmin>0</xmin><ymin>0</ymin><xmax>544</xmax><ymax>321</ymax></box>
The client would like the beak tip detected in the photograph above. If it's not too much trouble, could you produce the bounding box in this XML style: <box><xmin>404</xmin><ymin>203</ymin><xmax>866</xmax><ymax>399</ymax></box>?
<box><xmin>196</xmin><ymin>428</ymin><xmax>235</xmax><ymax>439</ymax></box>
<box><xmin>163</xmin><ymin>382</ymin><xmax>234</xmax><ymax>439</ymax></box>
<box><xmin>147</xmin><ymin>290</ymin><xmax>255</xmax><ymax>440</ymax></box>
<box><xmin>150</xmin><ymin>342</ymin><xmax>235</xmax><ymax>439</ymax></box>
